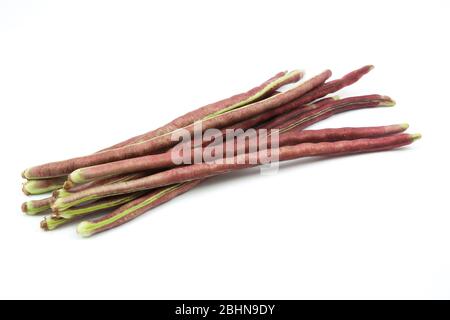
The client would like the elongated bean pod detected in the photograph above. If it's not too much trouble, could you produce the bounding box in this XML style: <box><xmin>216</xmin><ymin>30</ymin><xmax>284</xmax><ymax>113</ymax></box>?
<box><xmin>23</xmin><ymin>71</ymin><xmax>303</xmax><ymax>179</ymax></box>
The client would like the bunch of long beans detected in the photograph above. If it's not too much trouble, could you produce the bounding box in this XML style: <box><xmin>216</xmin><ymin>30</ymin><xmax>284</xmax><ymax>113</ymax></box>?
<box><xmin>21</xmin><ymin>65</ymin><xmax>420</xmax><ymax>237</ymax></box>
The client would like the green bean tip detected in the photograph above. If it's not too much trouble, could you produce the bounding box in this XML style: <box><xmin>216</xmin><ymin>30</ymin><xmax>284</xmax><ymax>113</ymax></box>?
<box><xmin>77</xmin><ymin>221</ymin><xmax>95</xmax><ymax>238</ymax></box>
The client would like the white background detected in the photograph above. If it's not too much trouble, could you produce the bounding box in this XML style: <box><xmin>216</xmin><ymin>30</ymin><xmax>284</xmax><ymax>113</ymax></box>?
<box><xmin>1</xmin><ymin>0</ymin><xmax>449</xmax><ymax>299</ymax></box>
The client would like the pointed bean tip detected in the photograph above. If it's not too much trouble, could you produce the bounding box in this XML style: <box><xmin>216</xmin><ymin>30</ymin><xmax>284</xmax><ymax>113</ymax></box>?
<box><xmin>40</xmin><ymin>218</ymin><xmax>49</xmax><ymax>231</ymax></box>
<box><xmin>77</xmin><ymin>221</ymin><xmax>95</xmax><ymax>238</ymax></box>
<box><xmin>68</xmin><ymin>169</ymin><xmax>85</xmax><ymax>185</ymax></box>
<box><xmin>381</xmin><ymin>96</ymin><xmax>396</xmax><ymax>107</ymax></box>
<box><xmin>399</xmin><ymin>123</ymin><xmax>409</xmax><ymax>130</ymax></box>
<box><xmin>42</xmin><ymin>216</ymin><xmax>67</xmax><ymax>231</ymax></box>
<box><xmin>21</xmin><ymin>202</ymin><xmax>28</xmax><ymax>214</ymax></box>
<box><xmin>21</xmin><ymin>169</ymin><xmax>29</xmax><ymax>179</ymax></box>
<box><xmin>63</xmin><ymin>180</ymin><xmax>74</xmax><ymax>190</ymax></box>
<box><xmin>289</xmin><ymin>69</ymin><xmax>304</xmax><ymax>80</ymax></box>
<box><xmin>22</xmin><ymin>183</ymin><xmax>31</xmax><ymax>196</ymax></box>
<box><xmin>411</xmin><ymin>133</ymin><xmax>422</xmax><ymax>141</ymax></box>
